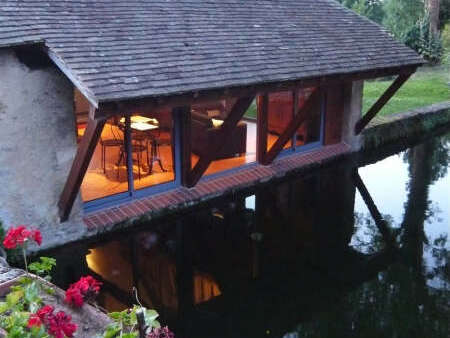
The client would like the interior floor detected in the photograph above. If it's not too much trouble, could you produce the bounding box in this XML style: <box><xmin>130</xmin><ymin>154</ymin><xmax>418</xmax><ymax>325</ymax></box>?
<box><xmin>80</xmin><ymin>120</ymin><xmax>298</xmax><ymax>202</ymax></box>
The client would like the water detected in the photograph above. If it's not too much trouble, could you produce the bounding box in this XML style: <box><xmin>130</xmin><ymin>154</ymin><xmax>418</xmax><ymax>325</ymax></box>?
<box><xmin>51</xmin><ymin>133</ymin><xmax>449</xmax><ymax>338</ymax></box>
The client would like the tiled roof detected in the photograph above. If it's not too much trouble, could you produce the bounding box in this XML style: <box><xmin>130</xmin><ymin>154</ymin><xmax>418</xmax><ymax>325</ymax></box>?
<box><xmin>0</xmin><ymin>0</ymin><xmax>423</xmax><ymax>104</ymax></box>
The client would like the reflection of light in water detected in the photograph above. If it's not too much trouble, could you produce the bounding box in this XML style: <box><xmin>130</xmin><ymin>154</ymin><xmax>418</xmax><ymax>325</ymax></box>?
<box><xmin>194</xmin><ymin>273</ymin><xmax>221</xmax><ymax>304</ymax></box>
<box><xmin>86</xmin><ymin>241</ymin><xmax>221</xmax><ymax>311</ymax></box>
<box><xmin>246</xmin><ymin>195</ymin><xmax>256</xmax><ymax>210</ymax></box>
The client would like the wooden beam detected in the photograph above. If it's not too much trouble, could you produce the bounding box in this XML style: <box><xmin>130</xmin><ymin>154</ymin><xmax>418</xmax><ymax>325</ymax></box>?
<box><xmin>256</xmin><ymin>95</ymin><xmax>269</xmax><ymax>163</ymax></box>
<box><xmin>175</xmin><ymin>106</ymin><xmax>192</xmax><ymax>187</ymax></box>
<box><xmin>187</xmin><ymin>96</ymin><xmax>254</xmax><ymax>187</ymax></box>
<box><xmin>58</xmin><ymin>113</ymin><xmax>106</xmax><ymax>221</ymax></box>
<box><xmin>96</xmin><ymin>65</ymin><xmax>419</xmax><ymax>120</ymax></box>
<box><xmin>263</xmin><ymin>88</ymin><xmax>321</xmax><ymax>165</ymax></box>
<box><xmin>354</xmin><ymin>73</ymin><xmax>413</xmax><ymax>134</ymax></box>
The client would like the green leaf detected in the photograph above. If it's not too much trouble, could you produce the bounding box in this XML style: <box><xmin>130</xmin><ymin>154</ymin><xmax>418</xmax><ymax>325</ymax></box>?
<box><xmin>108</xmin><ymin>312</ymin><xmax>122</xmax><ymax>321</ymax></box>
<box><xmin>144</xmin><ymin>309</ymin><xmax>159</xmax><ymax>322</ymax></box>
<box><xmin>28</xmin><ymin>257</ymin><xmax>56</xmax><ymax>278</ymax></box>
<box><xmin>6</xmin><ymin>290</ymin><xmax>23</xmax><ymax>307</ymax></box>
<box><xmin>103</xmin><ymin>324</ymin><xmax>121</xmax><ymax>338</ymax></box>
<box><xmin>122</xmin><ymin>333</ymin><xmax>138</xmax><ymax>338</ymax></box>
<box><xmin>0</xmin><ymin>301</ymin><xmax>10</xmax><ymax>314</ymax></box>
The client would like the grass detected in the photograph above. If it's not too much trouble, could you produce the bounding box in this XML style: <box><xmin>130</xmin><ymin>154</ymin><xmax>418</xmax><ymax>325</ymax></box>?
<box><xmin>244</xmin><ymin>65</ymin><xmax>449</xmax><ymax>119</ymax></box>
<box><xmin>363</xmin><ymin>65</ymin><xmax>449</xmax><ymax>116</ymax></box>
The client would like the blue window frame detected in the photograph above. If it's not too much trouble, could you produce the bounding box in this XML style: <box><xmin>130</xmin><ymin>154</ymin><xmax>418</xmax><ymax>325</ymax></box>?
<box><xmin>83</xmin><ymin>111</ymin><xmax>183</xmax><ymax>213</ymax></box>
<box><xmin>278</xmin><ymin>89</ymin><xmax>326</xmax><ymax>158</ymax></box>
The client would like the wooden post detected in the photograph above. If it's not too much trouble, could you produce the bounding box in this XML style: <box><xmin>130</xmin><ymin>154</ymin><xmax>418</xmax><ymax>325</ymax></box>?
<box><xmin>256</xmin><ymin>95</ymin><xmax>268</xmax><ymax>164</ymax></box>
<box><xmin>174</xmin><ymin>106</ymin><xmax>192</xmax><ymax>187</ymax></box>
<box><xmin>58</xmin><ymin>111</ymin><xmax>106</xmax><ymax>222</ymax></box>
<box><xmin>354</xmin><ymin>73</ymin><xmax>412</xmax><ymax>134</ymax></box>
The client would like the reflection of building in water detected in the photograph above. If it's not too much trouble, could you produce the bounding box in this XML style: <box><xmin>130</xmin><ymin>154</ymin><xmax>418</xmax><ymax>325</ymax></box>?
<box><xmin>83</xmin><ymin>165</ymin><xmax>359</xmax><ymax>334</ymax></box>
<box><xmin>86</xmin><ymin>232</ymin><xmax>222</xmax><ymax>316</ymax></box>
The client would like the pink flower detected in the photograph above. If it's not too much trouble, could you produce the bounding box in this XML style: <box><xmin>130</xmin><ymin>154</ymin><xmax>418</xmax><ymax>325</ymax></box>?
<box><xmin>65</xmin><ymin>276</ymin><xmax>102</xmax><ymax>307</ymax></box>
<box><xmin>3</xmin><ymin>225</ymin><xmax>42</xmax><ymax>249</ymax></box>
<box><xmin>147</xmin><ymin>326</ymin><xmax>175</xmax><ymax>338</ymax></box>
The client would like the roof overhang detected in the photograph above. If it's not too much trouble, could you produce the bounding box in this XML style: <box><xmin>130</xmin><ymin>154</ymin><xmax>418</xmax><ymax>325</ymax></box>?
<box><xmin>95</xmin><ymin>63</ymin><xmax>421</xmax><ymax>120</ymax></box>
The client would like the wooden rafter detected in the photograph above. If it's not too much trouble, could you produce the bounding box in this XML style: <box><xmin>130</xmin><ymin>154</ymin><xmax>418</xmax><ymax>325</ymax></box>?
<box><xmin>354</xmin><ymin>73</ymin><xmax>413</xmax><ymax>134</ymax></box>
<box><xmin>262</xmin><ymin>88</ymin><xmax>321</xmax><ymax>165</ymax></box>
<box><xmin>185</xmin><ymin>95</ymin><xmax>255</xmax><ymax>187</ymax></box>
<box><xmin>58</xmin><ymin>114</ymin><xmax>106</xmax><ymax>221</ymax></box>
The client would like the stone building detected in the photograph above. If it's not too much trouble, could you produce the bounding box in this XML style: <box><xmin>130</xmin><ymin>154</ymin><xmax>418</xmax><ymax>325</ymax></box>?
<box><xmin>0</xmin><ymin>0</ymin><xmax>423</xmax><ymax>249</ymax></box>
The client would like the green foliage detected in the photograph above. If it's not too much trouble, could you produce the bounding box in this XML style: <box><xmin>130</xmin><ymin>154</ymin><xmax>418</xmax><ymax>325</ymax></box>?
<box><xmin>404</xmin><ymin>14</ymin><xmax>444</xmax><ymax>64</ymax></box>
<box><xmin>382</xmin><ymin>0</ymin><xmax>424</xmax><ymax>40</ymax></box>
<box><xmin>104</xmin><ymin>306</ymin><xmax>160</xmax><ymax>338</ymax></box>
<box><xmin>0</xmin><ymin>311</ymin><xmax>48</xmax><ymax>338</ymax></box>
<box><xmin>336</xmin><ymin>0</ymin><xmax>384</xmax><ymax>23</ymax></box>
<box><xmin>28</xmin><ymin>257</ymin><xmax>56</xmax><ymax>281</ymax></box>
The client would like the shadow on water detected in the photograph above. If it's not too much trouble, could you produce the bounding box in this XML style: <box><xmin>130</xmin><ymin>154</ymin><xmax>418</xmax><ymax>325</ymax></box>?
<box><xmin>49</xmin><ymin>133</ymin><xmax>449</xmax><ymax>338</ymax></box>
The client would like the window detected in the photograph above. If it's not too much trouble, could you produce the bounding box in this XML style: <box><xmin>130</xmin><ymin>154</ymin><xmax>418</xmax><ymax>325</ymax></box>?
<box><xmin>74</xmin><ymin>90</ymin><xmax>179</xmax><ymax>208</ymax></box>
<box><xmin>258</xmin><ymin>87</ymin><xmax>324</xmax><ymax>157</ymax></box>
<box><xmin>190</xmin><ymin>98</ymin><xmax>257</xmax><ymax>176</ymax></box>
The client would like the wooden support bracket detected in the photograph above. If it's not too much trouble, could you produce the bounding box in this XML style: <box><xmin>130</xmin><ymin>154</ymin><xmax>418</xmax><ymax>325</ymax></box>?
<box><xmin>185</xmin><ymin>95</ymin><xmax>255</xmax><ymax>187</ymax></box>
<box><xmin>354</xmin><ymin>73</ymin><xmax>413</xmax><ymax>134</ymax></box>
<box><xmin>58</xmin><ymin>113</ymin><xmax>106</xmax><ymax>222</ymax></box>
<box><xmin>262</xmin><ymin>88</ymin><xmax>321</xmax><ymax>165</ymax></box>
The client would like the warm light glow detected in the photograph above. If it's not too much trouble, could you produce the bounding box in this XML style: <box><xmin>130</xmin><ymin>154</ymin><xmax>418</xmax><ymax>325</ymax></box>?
<box><xmin>130</xmin><ymin>122</ymin><xmax>158</xmax><ymax>131</ymax></box>
<box><xmin>211</xmin><ymin>118</ymin><xmax>224</xmax><ymax>128</ymax></box>
<box><xmin>119</xmin><ymin>116</ymin><xmax>159</xmax><ymax>124</ymax></box>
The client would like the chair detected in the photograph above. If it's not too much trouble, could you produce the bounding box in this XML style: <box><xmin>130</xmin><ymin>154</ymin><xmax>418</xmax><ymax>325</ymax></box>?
<box><xmin>100</xmin><ymin>122</ymin><xmax>123</xmax><ymax>174</ymax></box>
<box><xmin>148</xmin><ymin>126</ymin><xmax>172</xmax><ymax>173</ymax></box>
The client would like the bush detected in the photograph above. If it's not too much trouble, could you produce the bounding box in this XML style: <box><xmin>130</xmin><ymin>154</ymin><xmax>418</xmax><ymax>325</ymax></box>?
<box><xmin>404</xmin><ymin>14</ymin><xmax>444</xmax><ymax>65</ymax></box>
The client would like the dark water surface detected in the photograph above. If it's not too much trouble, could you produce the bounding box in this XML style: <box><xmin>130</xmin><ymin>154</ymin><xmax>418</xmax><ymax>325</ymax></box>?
<box><xmin>51</xmin><ymin>133</ymin><xmax>449</xmax><ymax>338</ymax></box>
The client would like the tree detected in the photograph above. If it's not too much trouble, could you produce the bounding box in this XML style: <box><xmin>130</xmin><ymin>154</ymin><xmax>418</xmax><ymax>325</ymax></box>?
<box><xmin>383</xmin><ymin>0</ymin><xmax>425</xmax><ymax>39</ymax></box>
<box><xmin>336</xmin><ymin>0</ymin><xmax>385</xmax><ymax>24</ymax></box>
<box><xmin>427</xmin><ymin>0</ymin><xmax>441</xmax><ymax>34</ymax></box>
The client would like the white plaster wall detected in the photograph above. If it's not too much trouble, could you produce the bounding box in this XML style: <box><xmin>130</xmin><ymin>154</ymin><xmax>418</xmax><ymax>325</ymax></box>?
<box><xmin>0</xmin><ymin>49</ymin><xmax>86</xmax><ymax>250</ymax></box>
<box><xmin>341</xmin><ymin>80</ymin><xmax>364</xmax><ymax>150</ymax></box>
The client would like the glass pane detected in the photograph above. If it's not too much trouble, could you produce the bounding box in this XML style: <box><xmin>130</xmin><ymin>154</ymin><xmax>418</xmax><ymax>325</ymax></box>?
<box><xmin>191</xmin><ymin>99</ymin><xmax>256</xmax><ymax>176</ymax></box>
<box><xmin>129</xmin><ymin>112</ymin><xmax>175</xmax><ymax>190</ymax></box>
<box><xmin>265</xmin><ymin>91</ymin><xmax>293</xmax><ymax>152</ymax></box>
<box><xmin>295</xmin><ymin>87</ymin><xmax>322</xmax><ymax>147</ymax></box>
<box><xmin>79</xmin><ymin>117</ymin><xmax>128</xmax><ymax>202</ymax></box>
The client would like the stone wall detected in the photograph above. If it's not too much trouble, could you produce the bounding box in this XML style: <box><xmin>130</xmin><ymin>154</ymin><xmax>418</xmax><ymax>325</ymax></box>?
<box><xmin>0</xmin><ymin>49</ymin><xmax>86</xmax><ymax>250</ymax></box>
<box><xmin>341</xmin><ymin>80</ymin><xmax>364</xmax><ymax>150</ymax></box>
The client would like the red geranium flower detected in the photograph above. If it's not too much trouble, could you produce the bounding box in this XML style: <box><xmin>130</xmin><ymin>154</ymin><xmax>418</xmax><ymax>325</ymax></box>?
<box><xmin>27</xmin><ymin>314</ymin><xmax>42</xmax><ymax>328</ymax></box>
<box><xmin>2</xmin><ymin>225</ymin><xmax>42</xmax><ymax>249</ymax></box>
<box><xmin>65</xmin><ymin>276</ymin><xmax>102</xmax><ymax>307</ymax></box>
<box><xmin>47</xmin><ymin>311</ymin><xmax>77</xmax><ymax>338</ymax></box>
<box><xmin>36</xmin><ymin>305</ymin><xmax>54</xmax><ymax>320</ymax></box>
<box><xmin>30</xmin><ymin>305</ymin><xmax>77</xmax><ymax>338</ymax></box>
